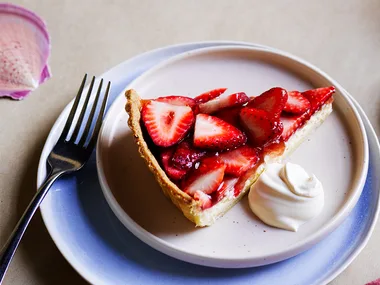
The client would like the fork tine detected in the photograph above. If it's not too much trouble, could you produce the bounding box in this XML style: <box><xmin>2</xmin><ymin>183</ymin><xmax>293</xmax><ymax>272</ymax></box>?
<box><xmin>69</xmin><ymin>76</ymin><xmax>96</xmax><ymax>142</ymax></box>
<box><xmin>58</xmin><ymin>74</ymin><xmax>87</xmax><ymax>141</ymax></box>
<box><xmin>86</xmin><ymin>81</ymin><xmax>110</xmax><ymax>150</ymax></box>
<box><xmin>78</xmin><ymin>79</ymin><xmax>104</xmax><ymax>147</ymax></box>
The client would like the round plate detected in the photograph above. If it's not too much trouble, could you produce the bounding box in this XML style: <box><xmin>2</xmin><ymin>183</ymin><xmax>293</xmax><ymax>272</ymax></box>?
<box><xmin>37</xmin><ymin>42</ymin><xmax>379</xmax><ymax>284</ymax></box>
<box><xmin>97</xmin><ymin>45</ymin><xmax>368</xmax><ymax>268</ymax></box>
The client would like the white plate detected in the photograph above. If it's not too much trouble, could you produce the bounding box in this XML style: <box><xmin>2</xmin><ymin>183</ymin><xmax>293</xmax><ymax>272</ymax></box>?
<box><xmin>96</xmin><ymin>46</ymin><xmax>368</xmax><ymax>268</ymax></box>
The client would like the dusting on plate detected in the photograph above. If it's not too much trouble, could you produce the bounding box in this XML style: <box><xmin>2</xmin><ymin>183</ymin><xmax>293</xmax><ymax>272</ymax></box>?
<box><xmin>0</xmin><ymin>3</ymin><xmax>51</xmax><ymax>100</ymax></box>
<box><xmin>248</xmin><ymin>162</ymin><xmax>324</xmax><ymax>231</ymax></box>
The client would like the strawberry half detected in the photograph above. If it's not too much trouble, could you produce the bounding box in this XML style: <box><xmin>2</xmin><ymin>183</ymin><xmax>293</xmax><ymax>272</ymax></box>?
<box><xmin>156</xmin><ymin>95</ymin><xmax>196</xmax><ymax>108</ymax></box>
<box><xmin>302</xmin><ymin>86</ymin><xmax>335</xmax><ymax>113</ymax></box>
<box><xmin>182</xmin><ymin>157</ymin><xmax>226</xmax><ymax>195</ymax></box>
<box><xmin>215</xmin><ymin>177</ymin><xmax>239</xmax><ymax>203</ymax></box>
<box><xmin>172</xmin><ymin>140</ymin><xmax>206</xmax><ymax>170</ymax></box>
<box><xmin>218</xmin><ymin>146</ymin><xmax>259</xmax><ymax>177</ymax></box>
<box><xmin>198</xmin><ymin>92</ymin><xmax>249</xmax><ymax>114</ymax></box>
<box><xmin>141</xmin><ymin>101</ymin><xmax>195</xmax><ymax>147</ymax></box>
<box><xmin>193</xmin><ymin>114</ymin><xmax>247</xmax><ymax>151</ymax></box>
<box><xmin>247</xmin><ymin>87</ymin><xmax>288</xmax><ymax>118</ymax></box>
<box><xmin>194</xmin><ymin>88</ymin><xmax>227</xmax><ymax>104</ymax></box>
<box><xmin>234</xmin><ymin>167</ymin><xmax>258</xmax><ymax>196</ymax></box>
<box><xmin>214</xmin><ymin>106</ymin><xmax>242</xmax><ymax>128</ymax></box>
<box><xmin>283</xmin><ymin>91</ymin><xmax>311</xmax><ymax>114</ymax></box>
<box><xmin>160</xmin><ymin>148</ymin><xmax>187</xmax><ymax>180</ymax></box>
<box><xmin>240</xmin><ymin>107</ymin><xmax>283</xmax><ymax>147</ymax></box>
<box><xmin>194</xmin><ymin>190</ymin><xmax>212</xmax><ymax>209</ymax></box>
<box><xmin>280</xmin><ymin>112</ymin><xmax>310</xmax><ymax>141</ymax></box>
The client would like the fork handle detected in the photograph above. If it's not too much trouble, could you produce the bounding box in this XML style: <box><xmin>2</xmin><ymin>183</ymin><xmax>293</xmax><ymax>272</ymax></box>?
<box><xmin>0</xmin><ymin>170</ymin><xmax>65</xmax><ymax>284</ymax></box>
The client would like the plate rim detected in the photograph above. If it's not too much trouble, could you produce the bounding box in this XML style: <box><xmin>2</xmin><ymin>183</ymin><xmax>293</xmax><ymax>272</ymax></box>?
<box><xmin>96</xmin><ymin>44</ymin><xmax>369</xmax><ymax>267</ymax></box>
<box><xmin>36</xmin><ymin>41</ymin><xmax>379</xmax><ymax>285</ymax></box>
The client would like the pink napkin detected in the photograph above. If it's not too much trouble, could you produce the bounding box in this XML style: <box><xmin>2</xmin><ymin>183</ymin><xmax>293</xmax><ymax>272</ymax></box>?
<box><xmin>366</xmin><ymin>279</ymin><xmax>380</xmax><ymax>285</ymax></box>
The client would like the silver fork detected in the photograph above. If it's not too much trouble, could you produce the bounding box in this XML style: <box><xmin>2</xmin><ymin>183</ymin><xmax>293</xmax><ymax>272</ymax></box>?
<box><xmin>0</xmin><ymin>74</ymin><xmax>110</xmax><ymax>283</ymax></box>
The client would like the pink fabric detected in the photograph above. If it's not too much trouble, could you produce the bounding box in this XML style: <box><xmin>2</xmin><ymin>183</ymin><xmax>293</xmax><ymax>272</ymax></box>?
<box><xmin>366</xmin><ymin>279</ymin><xmax>380</xmax><ymax>285</ymax></box>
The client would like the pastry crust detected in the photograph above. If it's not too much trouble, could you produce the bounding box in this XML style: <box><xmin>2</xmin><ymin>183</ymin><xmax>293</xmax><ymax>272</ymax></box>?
<box><xmin>126</xmin><ymin>89</ymin><xmax>201</xmax><ymax>224</ymax></box>
<box><xmin>125</xmin><ymin>89</ymin><xmax>333</xmax><ymax>227</ymax></box>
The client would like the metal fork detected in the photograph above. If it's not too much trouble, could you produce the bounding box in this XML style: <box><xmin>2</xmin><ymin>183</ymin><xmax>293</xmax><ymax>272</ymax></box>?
<box><xmin>0</xmin><ymin>74</ymin><xmax>110</xmax><ymax>283</ymax></box>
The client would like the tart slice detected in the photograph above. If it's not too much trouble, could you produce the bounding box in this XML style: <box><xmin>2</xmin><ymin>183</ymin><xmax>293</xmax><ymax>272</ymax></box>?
<box><xmin>125</xmin><ymin>87</ymin><xmax>335</xmax><ymax>226</ymax></box>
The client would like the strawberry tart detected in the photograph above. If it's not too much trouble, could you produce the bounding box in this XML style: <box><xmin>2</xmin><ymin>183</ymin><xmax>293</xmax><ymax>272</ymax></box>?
<box><xmin>125</xmin><ymin>86</ymin><xmax>335</xmax><ymax>226</ymax></box>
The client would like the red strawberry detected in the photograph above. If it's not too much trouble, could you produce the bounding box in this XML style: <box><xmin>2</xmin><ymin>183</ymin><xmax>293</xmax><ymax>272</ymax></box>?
<box><xmin>194</xmin><ymin>88</ymin><xmax>227</xmax><ymax>104</ymax></box>
<box><xmin>283</xmin><ymin>91</ymin><xmax>311</xmax><ymax>114</ymax></box>
<box><xmin>218</xmin><ymin>146</ymin><xmax>259</xmax><ymax>177</ymax></box>
<box><xmin>247</xmin><ymin>87</ymin><xmax>288</xmax><ymax>118</ymax></box>
<box><xmin>240</xmin><ymin>107</ymin><xmax>283</xmax><ymax>147</ymax></box>
<box><xmin>172</xmin><ymin>140</ymin><xmax>206</xmax><ymax>170</ymax></box>
<box><xmin>302</xmin><ymin>86</ymin><xmax>335</xmax><ymax>112</ymax></box>
<box><xmin>156</xmin><ymin>95</ymin><xmax>196</xmax><ymax>108</ymax></box>
<box><xmin>160</xmin><ymin>148</ymin><xmax>187</xmax><ymax>180</ymax></box>
<box><xmin>194</xmin><ymin>191</ymin><xmax>212</xmax><ymax>209</ymax></box>
<box><xmin>193</xmin><ymin>114</ymin><xmax>247</xmax><ymax>151</ymax></box>
<box><xmin>215</xmin><ymin>177</ymin><xmax>239</xmax><ymax>202</ymax></box>
<box><xmin>141</xmin><ymin>101</ymin><xmax>195</xmax><ymax>147</ymax></box>
<box><xmin>198</xmin><ymin>92</ymin><xmax>249</xmax><ymax>114</ymax></box>
<box><xmin>214</xmin><ymin>106</ymin><xmax>242</xmax><ymax>128</ymax></box>
<box><xmin>182</xmin><ymin>157</ymin><xmax>226</xmax><ymax>195</ymax></box>
<box><xmin>234</xmin><ymin>167</ymin><xmax>258</xmax><ymax>196</ymax></box>
<box><xmin>280</xmin><ymin>112</ymin><xmax>309</xmax><ymax>141</ymax></box>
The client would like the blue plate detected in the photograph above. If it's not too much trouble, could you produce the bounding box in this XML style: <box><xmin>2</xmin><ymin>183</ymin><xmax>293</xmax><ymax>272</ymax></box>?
<box><xmin>37</xmin><ymin>42</ymin><xmax>380</xmax><ymax>285</ymax></box>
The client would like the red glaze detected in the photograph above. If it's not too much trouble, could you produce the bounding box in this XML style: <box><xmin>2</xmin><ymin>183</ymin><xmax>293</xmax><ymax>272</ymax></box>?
<box><xmin>302</xmin><ymin>86</ymin><xmax>335</xmax><ymax>113</ymax></box>
<box><xmin>194</xmin><ymin>88</ymin><xmax>227</xmax><ymax>104</ymax></box>
<box><xmin>280</xmin><ymin>111</ymin><xmax>310</xmax><ymax>141</ymax></box>
<box><xmin>283</xmin><ymin>91</ymin><xmax>311</xmax><ymax>114</ymax></box>
<box><xmin>193</xmin><ymin>114</ymin><xmax>247</xmax><ymax>151</ymax></box>
<box><xmin>239</xmin><ymin>107</ymin><xmax>283</xmax><ymax>147</ymax></box>
<box><xmin>213</xmin><ymin>106</ymin><xmax>242</xmax><ymax>128</ymax></box>
<box><xmin>160</xmin><ymin>148</ymin><xmax>187</xmax><ymax>180</ymax></box>
<box><xmin>218</xmin><ymin>146</ymin><xmax>259</xmax><ymax>177</ymax></box>
<box><xmin>172</xmin><ymin>140</ymin><xmax>206</xmax><ymax>170</ymax></box>
<box><xmin>182</xmin><ymin>157</ymin><xmax>226</xmax><ymax>196</ymax></box>
<box><xmin>198</xmin><ymin>92</ymin><xmax>249</xmax><ymax>114</ymax></box>
<box><xmin>247</xmin><ymin>87</ymin><xmax>288</xmax><ymax>118</ymax></box>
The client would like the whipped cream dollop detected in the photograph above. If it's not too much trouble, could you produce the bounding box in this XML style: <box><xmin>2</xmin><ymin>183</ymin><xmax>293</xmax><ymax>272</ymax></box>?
<box><xmin>248</xmin><ymin>162</ymin><xmax>324</xmax><ymax>232</ymax></box>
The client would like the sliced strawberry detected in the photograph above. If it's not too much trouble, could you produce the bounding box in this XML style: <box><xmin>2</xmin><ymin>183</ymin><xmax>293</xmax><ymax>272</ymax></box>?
<box><xmin>198</xmin><ymin>92</ymin><xmax>249</xmax><ymax>114</ymax></box>
<box><xmin>234</xmin><ymin>167</ymin><xmax>258</xmax><ymax>196</ymax></box>
<box><xmin>141</xmin><ymin>101</ymin><xmax>195</xmax><ymax>147</ymax></box>
<box><xmin>171</xmin><ymin>140</ymin><xmax>206</xmax><ymax>170</ymax></box>
<box><xmin>214</xmin><ymin>106</ymin><xmax>242</xmax><ymax>128</ymax></box>
<box><xmin>218</xmin><ymin>146</ymin><xmax>259</xmax><ymax>177</ymax></box>
<box><xmin>193</xmin><ymin>114</ymin><xmax>247</xmax><ymax>151</ymax></box>
<box><xmin>240</xmin><ymin>107</ymin><xmax>283</xmax><ymax>147</ymax></box>
<box><xmin>194</xmin><ymin>88</ymin><xmax>227</xmax><ymax>104</ymax></box>
<box><xmin>302</xmin><ymin>86</ymin><xmax>335</xmax><ymax>113</ymax></box>
<box><xmin>156</xmin><ymin>95</ymin><xmax>196</xmax><ymax>108</ymax></box>
<box><xmin>194</xmin><ymin>190</ymin><xmax>212</xmax><ymax>209</ymax></box>
<box><xmin>214</xmin><ymin>177</ymin><xmax>239</xmax><ymax>202</ymax></box>
<box><xmin>280</xmin><ymin>112</ymin><xmax>310</xmax><ymax>141</ymax></box>
<box><xmin>247</xmin><ymin>87</ymin><xmax>288</xmax><ymax>118</ymax></box>
<box><xmin>284</xmin><ymin>91</ymin><xmax>311</xmax><ymax>114</ymax></box>
<box><xmin>182</xmin><ymin>157</ymin><xmax>226</xmax><ymax>195</ymax></box>
<box><xmin>160</xmin><ymin>148</ymin><xmax>187</xmax><ymax>180</ymax></box>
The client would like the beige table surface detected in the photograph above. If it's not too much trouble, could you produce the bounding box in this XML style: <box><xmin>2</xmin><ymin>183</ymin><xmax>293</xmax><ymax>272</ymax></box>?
<box><xmin>1</xmin><ymin>0</ymin><xmax>379</xmax><ymax>284</ymax></box>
